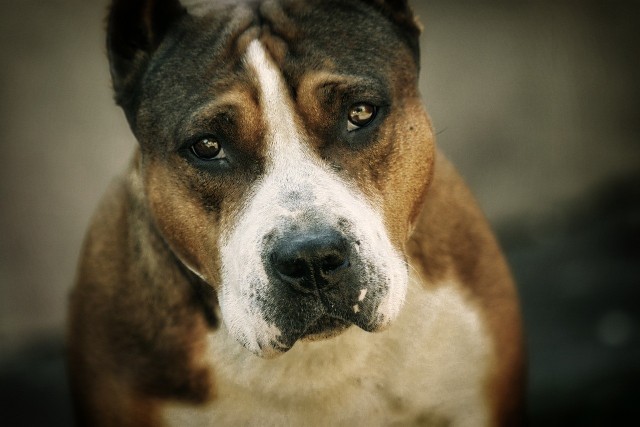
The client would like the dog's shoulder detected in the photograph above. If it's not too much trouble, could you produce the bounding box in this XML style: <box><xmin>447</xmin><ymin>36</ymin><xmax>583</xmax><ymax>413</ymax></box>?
<box><xmin>69</xmin><ymin>157</ymin><xmax>216</xmax><ymax>425</ymax></box>
<box><xmin>409</xmin><ymin>151</ymin><xmax>526</xmax><ymax>425</ymax></box>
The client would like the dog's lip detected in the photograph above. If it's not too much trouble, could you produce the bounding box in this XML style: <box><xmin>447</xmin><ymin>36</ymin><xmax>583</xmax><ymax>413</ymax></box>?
<box><xmin>298</xmin><ymin>315</ymin><xmax>351</xmax><ymax>341</ymax></box>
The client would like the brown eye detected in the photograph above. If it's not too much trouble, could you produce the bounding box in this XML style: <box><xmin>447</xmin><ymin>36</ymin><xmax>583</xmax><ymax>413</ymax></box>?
<box><xmin>190</xmin><ymin>137</ymin><xmax>225</xmax><ymax>160</ymax></box>
<box><xmin>347</xmin><ymin>103</ymin><xmax>377</xmax><ymax>131</ymax></box>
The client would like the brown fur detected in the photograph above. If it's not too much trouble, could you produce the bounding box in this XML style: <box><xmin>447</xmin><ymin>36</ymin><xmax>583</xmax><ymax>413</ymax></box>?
<box><xmin>408</xmin><ymin>154</ymin><xmax>525</xmax><ymax>425</ymax></box>
<box><xmin>69</xmin><ymin>159</ymin><xmax>217</xmax><ymax>425</ymax></box>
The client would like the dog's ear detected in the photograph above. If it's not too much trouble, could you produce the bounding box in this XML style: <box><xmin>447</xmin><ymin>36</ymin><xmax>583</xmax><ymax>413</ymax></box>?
<box><xmin>359</xmin><ymin>0</ymin><xmax>422</xmax><ymax>57</ymax></box>
<box><xmin>107</xmin><ymin>0</ymin><xmax>187</xmax><ymax>123</ymax></box>
<box><xmin>362</xmin><ymin>0</ymin><xmax>421</xmax><ymax>35</ymax></box>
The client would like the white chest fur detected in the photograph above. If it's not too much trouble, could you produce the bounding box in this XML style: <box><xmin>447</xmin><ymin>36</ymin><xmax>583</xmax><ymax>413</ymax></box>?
<box><xmin>162</xmin><ymin>274</ymin><xmax>493</xmax><ymax>426</ymax></box>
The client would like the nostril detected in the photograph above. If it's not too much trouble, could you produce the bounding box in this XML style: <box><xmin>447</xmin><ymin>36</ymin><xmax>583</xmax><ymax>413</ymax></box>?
<box><xmin>320</xmin><ymin>253</ymin><xmax>350</xmax><ymax>273</ymax></box>
<box><xmin>272</xmin><ymin>255</ymin><xmax>308</xmax><ymax>280</ymax></box>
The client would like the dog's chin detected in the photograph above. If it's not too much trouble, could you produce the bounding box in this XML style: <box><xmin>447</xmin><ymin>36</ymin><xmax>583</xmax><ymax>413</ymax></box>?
<box><xmin>248</xmin><ymin>317</ymin><xmax>351</xmax><ymax>359</ymax></box>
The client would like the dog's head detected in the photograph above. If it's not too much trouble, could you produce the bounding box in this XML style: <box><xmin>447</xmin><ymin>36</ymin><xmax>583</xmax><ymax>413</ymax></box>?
<box><xmin>108</xmin><ymin>0</ymin><xmax>435</xmax><ymax>357</ymax></box>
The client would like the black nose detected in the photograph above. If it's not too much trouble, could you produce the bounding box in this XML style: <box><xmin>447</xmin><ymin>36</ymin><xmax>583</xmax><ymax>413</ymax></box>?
<box><xmin>270</xmin><ymin>229</ymin><xmax>350</xmax><ymax>293</ymax></box>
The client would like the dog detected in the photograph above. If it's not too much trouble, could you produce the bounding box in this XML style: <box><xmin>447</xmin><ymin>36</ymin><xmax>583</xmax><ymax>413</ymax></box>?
<box><xmin>68</xmin><ymin>0</ymin><xmax>525</xmax><ymax>425</ymax></box>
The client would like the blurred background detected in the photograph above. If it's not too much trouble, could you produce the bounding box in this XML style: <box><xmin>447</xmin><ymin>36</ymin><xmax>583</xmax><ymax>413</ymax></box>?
<box><xmin>1</xmin><ymin>0</ymin><xmax>638</xmax><ymax>425</ymax></box>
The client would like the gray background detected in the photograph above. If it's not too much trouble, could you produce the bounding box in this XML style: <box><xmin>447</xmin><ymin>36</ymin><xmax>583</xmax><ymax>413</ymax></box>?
<box><xmin>1</xmin><ymin>0</ymin><xmax>638</xmax><ymax>425</ymax></box>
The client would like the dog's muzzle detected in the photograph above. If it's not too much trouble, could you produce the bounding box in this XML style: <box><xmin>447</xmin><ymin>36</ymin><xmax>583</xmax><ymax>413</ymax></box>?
<box><xmin>259</xmin><ymin>222</ymin><xmax>386</xmax><ymax>346</ymax></box>
<box><xmin>217</xmin><ymin>155</ymin><xmax>408</xmax><ymax>358</ymax></box>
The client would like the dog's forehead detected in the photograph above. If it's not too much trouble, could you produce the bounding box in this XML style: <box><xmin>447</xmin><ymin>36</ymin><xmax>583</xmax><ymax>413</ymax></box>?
<box><xmin>143</xmin><ymin>1</ymin><xmax>410</xmax><ymax>99</ymax></box>
<box><xmin>134</xmin><ymin>0</ymin><xmax>418</xmax><ymax>152</ymax></box>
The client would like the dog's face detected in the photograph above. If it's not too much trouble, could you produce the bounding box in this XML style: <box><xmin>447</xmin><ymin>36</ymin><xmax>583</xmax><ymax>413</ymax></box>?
<box><xmin>109</xmin><ymin>0</ymin><xmax>434</xmax><ymax>357</ymax></box>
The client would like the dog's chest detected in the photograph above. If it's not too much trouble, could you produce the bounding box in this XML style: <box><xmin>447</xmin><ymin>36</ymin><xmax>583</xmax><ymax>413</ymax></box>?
<box><xmin>161</xmin><ymin>277</ymin><xmax>493</xmax><ymax>426</ymax></box>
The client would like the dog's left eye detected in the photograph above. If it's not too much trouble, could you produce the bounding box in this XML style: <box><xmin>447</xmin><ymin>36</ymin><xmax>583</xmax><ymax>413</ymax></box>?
<box><xmin>347</xmin><ymin>103</ymin><xmax>377</xmax><ymax>132</ymax></box>
<box><xmin>190</xmin><ymin>137</ymin><xmax>226</xmax><ymax>161</ymax></box>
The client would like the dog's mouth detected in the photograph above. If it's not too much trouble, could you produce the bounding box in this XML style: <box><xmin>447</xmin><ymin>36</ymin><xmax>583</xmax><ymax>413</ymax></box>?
<box><xmin>298</xmin><ymin>315</ymin><xmax>351</xmax><ymax>342</ymax></box>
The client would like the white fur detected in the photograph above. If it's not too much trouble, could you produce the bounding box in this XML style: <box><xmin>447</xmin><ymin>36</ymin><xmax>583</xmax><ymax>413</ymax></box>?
<box><xmin>216</xmin><ymin>40</ymin><xmax>408</xmax><ymax>357</ymax></box>
<box><xmin>162</xmin><ymin>273</ymin><xmax>492</xmax><ymax>426</ymax></box>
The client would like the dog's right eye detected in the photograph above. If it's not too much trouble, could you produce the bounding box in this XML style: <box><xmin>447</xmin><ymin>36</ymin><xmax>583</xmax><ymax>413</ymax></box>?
<box><xmin>190</xmin><ymin>137</ymin><xmax>226</xmax><ymax>161</ymax></box>
<box><xmin>347</xmin><ymin>103</ymin><xmax>378</xmax><ymax>132</ymax></box>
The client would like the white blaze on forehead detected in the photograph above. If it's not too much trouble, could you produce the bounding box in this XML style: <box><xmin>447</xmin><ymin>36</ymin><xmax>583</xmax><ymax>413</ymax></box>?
<box><xmin>245</xmin><ymin>40</ymin><xmax>304</xmax><ymax>158</ymax></box>
<box><xmin>217</xmin><ymin>40</ymin><xmax>408</xmax><ymax>357</ymax></box>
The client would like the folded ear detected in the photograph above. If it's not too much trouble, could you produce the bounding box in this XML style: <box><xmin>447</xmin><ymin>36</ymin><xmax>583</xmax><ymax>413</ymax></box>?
<box><xmin>359</xmin><ymin>0</ymin><xmax>422</xmax><ymax>57</ymax></box>
<box><xmin>107</xmin><ymin>0</ymin><xmax>187</xmax><ymax>123</ymax></box>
